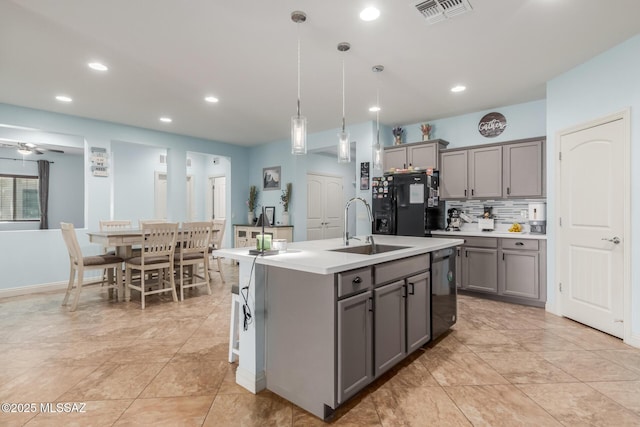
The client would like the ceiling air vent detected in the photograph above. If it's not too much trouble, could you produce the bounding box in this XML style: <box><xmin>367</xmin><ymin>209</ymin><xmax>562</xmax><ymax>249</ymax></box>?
<box><xmin>414</xmin><ymin>0</ymin><xmax>473</xmax><ymax>25</ymax></box>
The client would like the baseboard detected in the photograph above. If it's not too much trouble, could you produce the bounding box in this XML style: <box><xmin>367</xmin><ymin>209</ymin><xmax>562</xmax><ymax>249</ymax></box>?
<box><xmin>235</xmin><ymin>366</ymin><xmax>267</xmax><ymax>394</ymax></box>
<box><xmin>0</xmin><ymin>281</ymin><xmax>68</xmax><ymax>299</ymax></box>
<box><xmin>626</xmin><ymin>332</ymin><xmax>640</xmax><ymax>349</ymax></box>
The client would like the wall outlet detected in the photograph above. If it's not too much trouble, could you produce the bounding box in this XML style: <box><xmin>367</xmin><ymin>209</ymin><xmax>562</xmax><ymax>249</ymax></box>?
<box><xmin>520</xmin><ymin>210</ymin><xmax>528</xmax><ymax>219</ymax></box>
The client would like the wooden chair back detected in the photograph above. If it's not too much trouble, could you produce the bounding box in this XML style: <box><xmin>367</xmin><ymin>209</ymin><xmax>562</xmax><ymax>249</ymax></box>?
<box><xmin>212</xmin><ymin>219</ymin><xmax>226</xmax><ymax>249</ymax></box>
<box><xmin>141</xmin><ymin>222</ymin><xmax>178</xmax><ymax>258</ymax></box>
<box><xmin>60</xmin><ymin>222</ymin><xmax>83</xmax><ymax>266</ymax></box>
<box><xmin>180</xmin><ymin>221</ymin><xmax>213</xmax><ymax>256</ymax></box>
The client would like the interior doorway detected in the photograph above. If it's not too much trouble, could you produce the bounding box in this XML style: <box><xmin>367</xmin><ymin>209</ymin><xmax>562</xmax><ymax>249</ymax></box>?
<box><xmin>556</xmin><ymin>110</ymin><xmax>630</xmax><ymax>340</ymax></box>
<box><xmin>306</xmin><ymin>173</ymin><xmax>344</xmax><ymax>240</ymax></box>
<box><xmin>207</xmin><ymin>175</ymin><xmax>226</xmax><ymax>220</ymax></box>
<box><xmin>154</xmin><ymin>171</ymin><xmax>167</xmax><ymax>220</ymax></box>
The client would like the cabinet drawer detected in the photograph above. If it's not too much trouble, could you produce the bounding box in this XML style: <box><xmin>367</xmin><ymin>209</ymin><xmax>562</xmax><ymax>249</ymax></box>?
<box><xmin>338</xmin><ymin>267</ymin><xmax>372</xmax><ymax>298</ymax></box>
<box><xmin>501</xmin><ymin>239</ymin><xmax>539</xmax><ymax>251</ymax></box>
<box><xmin>464</xmin><ymin>237</ymin><xmax>498</xmax><ymax>248</ymax></box>
<box><xmin>375</xmin><ymin>254</ymin><xmax>430</xmax><ymax>285</ymax></box>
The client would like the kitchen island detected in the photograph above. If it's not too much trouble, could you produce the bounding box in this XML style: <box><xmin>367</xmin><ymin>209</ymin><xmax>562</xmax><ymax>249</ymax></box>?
<box><xmin>215</xmin><ymin>235</ymin><xmax>463</xmax><ymax>419</ymax></box>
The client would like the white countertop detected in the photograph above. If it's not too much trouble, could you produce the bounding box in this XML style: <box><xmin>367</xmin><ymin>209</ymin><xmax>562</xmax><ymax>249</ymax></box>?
<box><xmin>431</xmin><ymin>229</ymin><xmax>547</xmax><ymax>240</ymax></box>
<box><xmin>215</xmin><ymin>235</ymin><xmax>464</xmax><ymax>275</ymax></box>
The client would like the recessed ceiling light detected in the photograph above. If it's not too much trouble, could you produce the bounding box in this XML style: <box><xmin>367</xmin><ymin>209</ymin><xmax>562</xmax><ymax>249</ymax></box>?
<box><xmin>360</xmin><ymin>7</ymin><xmax>380</xmax><ymax>21</ymax></box>
<box><xmin>451</xmin><ymin>85</ymin><xmax>466</xmax><ymax>93</ymax></box>
<box><xmin>204</xmin><ymin>96</ymin><xmax>219</xmax><ymax>103</ymax></box>
<box><xmin>88</xmin><ymin>62</ymin><xmax>108</xmax><ymax>71</ymax></box>
<box><xmin>55</xmin><ymin>95</ymin><xmax>72</xmax><ymax>102</ymax></box>
<box><xmin>369</xmin><ymin>106</ymin><xmax>381</xmax><ymax>112</ymax></box>
<box><xmin>159</xmin><ymin>117</ymin><xmax>172</xmax><ymax>123</ymax></box>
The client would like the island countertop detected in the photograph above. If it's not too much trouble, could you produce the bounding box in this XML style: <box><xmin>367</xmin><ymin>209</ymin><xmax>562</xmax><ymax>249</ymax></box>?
<box><xmin>215</xmin><ymin>235</ymin><xmax>464</xmax><ymax>275</ymax></box>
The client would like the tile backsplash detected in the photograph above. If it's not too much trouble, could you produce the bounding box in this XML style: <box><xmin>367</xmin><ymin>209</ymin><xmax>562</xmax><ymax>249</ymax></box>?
<box><xmin>445</xmin><ymin>199</ymin><xmax>545</xmax><ymax>225</ymax></box>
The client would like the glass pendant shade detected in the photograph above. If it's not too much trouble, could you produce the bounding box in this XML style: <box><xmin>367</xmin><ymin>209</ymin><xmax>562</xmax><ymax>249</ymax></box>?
<box><xmin>291</xmin><ymin>115</ymin><xmax>307</xmax><ymax>155</ymax></box>
<box><xmin>372</xmin><ymin>142</ymin><xmax>383</xmax><ymax>170</ymax></box>
<box><xmin>337</xmin><ymin>130</ymin><xmax>350</xmax><ymax>163</ymax></box>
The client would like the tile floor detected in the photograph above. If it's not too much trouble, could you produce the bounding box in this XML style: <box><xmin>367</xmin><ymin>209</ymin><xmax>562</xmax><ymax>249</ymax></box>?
<box><xmin>1</xmin><ymin>263</ymin><xmax>639</xmax><ymax>426</ymax></box>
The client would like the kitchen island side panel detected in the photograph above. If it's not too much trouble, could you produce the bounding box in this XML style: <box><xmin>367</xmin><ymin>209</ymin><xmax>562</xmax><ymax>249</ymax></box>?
<box><xmin>265</xmin><ymin>266</ymin><xmax>337</xmax><ymax>418</ymax></box>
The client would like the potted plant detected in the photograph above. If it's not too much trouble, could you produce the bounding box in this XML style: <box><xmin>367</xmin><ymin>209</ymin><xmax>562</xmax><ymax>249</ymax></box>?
<box><xmin>247</xmin><ymin>185</ymin><xmax>258</xmax><ymax>224</ymax></box>
<box><xmin>280</xmin><ymin>182</ymin><xmax>292</xmax><ymax>225</ymax></box>
<box><xmin>392</xmin><ymin>127</ymin><xmax>404</xmax><ymax>145</ymax></box>
<box><xmin>420</xmin><ymin>123</ymin><xmax>432</xmax><ymax>141</ymax></box>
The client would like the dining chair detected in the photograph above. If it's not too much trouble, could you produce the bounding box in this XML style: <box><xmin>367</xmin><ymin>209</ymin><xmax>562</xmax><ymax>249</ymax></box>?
<box><xmin>175</xmin><ymin>221</ymin><xmax>213</xmax><ymax>300</ymax></box>
<box><xmin>209</xmin><ymin>218</ymin><xmax>227</xmax><ymax>284</ymax></box>
<box><xmin>60</xmin><ymin>222</ymin><xmax>124</xmax><ymax>312</ymax></box>
<box><xmin>99</xmin><ymin>219</ymin><xmax>132</xmax><ymax>255</ymax></box>
<box><xmin>125</xmin><ymin>222</ymin><xmax>179</xmax><ymax>309</ymax></box>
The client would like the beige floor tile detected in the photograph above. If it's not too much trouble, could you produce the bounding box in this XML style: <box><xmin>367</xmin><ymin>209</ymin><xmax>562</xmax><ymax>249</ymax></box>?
<box><xmin>587</xmin><ymin>381</ymin><xmax>640</xmax><ymax>416</ymax></box>
<box><xmin>451</xmin><ymin>329</ymin><xmax>527</xmax><ymax>353</ymax></box>
<box><xmin>371</xmin><ymin>386</ymin><xmax>471</xmax><ymax>426</ymax></box>
<box><xmin>517</xmin><ymin>382</ymin><xmax>640</xmax><ymax>425</ymax></box>
<box><xmin>501</xmin><ymin>329</ymin><xmax>584</xmax><ymax>352</ymax></box>
<box><xmin>594</xmin><ymin>349</ymin><xmax>640</xmax><ymax>375</ymax></box>
<box><xmin>0</xmin><ymin>365</ymin><xmax>99</xmax><ymax>402</ymax></box>
<box><xmin>24</xmin><ymin>399</ymin><xmax>133</xmax><ymax>427</ymax></box>
<box><xmin>540</xmin><ymin>350</ymin><xmax>640</xmax><ymax>382</ymax></box>
<box><xmin>114</xmin><ymin>395</ymin><xmax>214</xmax><ymax>427</ymax></box>
<box><xmin>60</xmin><ymin>362</ymin><xmax>165</xmax><ymax>400</ymax></box>
<box><xmin>108</xmin><ymin>339</ymin><xmax>183</xmax><ymax>364</ymax></box>
<box><xmin>293</xmin><ymin>394</ymin><xmax>381</xmax><ymax>426</ymax></box>
<box><xmin>202</xmin><ymin>391</ymin><xmax>292</xmax><ymax>427</ymax></box>
<box><xmin>376</xmin><ymin>355</ymin><xmax>440</xmax><ymax>389</ymax></box>
<box><xmin>548</xmin><ymin>326</ymin><xmax>630</xmax><ymax>350</ymax></box>
<box><xmin>140</xmin><ymin>360</ymin><xmax>227</xmax><ymax>398</ymax></box>
<box><xmin>476</xmin><ymin>351</ymin><xmax>578</xmax><ymax>384</ymax></box>
<box><xmin>424</xmin><ymin>333</ymin><xmax>472</xmax><ymax>354</ymax></box>
<box><xmin>420</xmin><ymin>351</ymin><xmax>508</xmax><ymax>386</ymax></box>
<box><xmin>444</xmin><ymin>384</ymin><xmax>561</xmax><ymax>426</ymax></box>
<box><xmin>171</xmin><ymin>335</ymin><xmax>229</xmax><ymax>363</ymax></box>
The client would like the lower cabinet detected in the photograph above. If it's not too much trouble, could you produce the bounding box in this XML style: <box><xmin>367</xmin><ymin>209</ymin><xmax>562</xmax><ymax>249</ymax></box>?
<box><xmin>406</xmin><ymin>272</ymin><xmax>431</xmax><ymax>353</ymax></box>
<box><xmin>374</xmin><ymin>280</ymin><xmax>406</xmax><ymax>377</ymax></box>
<box><xmin>456</xmin><ymin>236</ymin><xmax>546</xmax><ymax>306</ymax></box>
<box><xmin>337</xmin><ymin>292</ymin><xmax>373</xmax><ymax>404</ymax></box>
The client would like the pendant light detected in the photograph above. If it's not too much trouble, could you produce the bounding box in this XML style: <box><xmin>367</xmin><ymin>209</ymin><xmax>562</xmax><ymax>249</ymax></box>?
<box><xmin>291</xmin><ymin>11</ymin><xmax>307</xmax><ymax>155</ymax></box>
<box><xmin>337</xmin><ymin>42</ymin><xmax>351</xmax><ymax>163</ymax></box>
<box><xmin>372</xmin><ymin>65</ymin><xmax>384</xmax><ymax>171</ymax></box>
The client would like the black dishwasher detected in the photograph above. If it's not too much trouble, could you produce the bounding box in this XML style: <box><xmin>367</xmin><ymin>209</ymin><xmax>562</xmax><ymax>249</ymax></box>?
<box><xmin>431</xmin><ymin>247</ymin><xmax>457</xmax><ymax>340</ymax></box>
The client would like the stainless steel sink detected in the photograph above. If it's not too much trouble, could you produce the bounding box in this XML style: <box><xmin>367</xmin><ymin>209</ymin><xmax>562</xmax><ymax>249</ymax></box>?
<box><xmin>329</xmin><ymin>244</ymin><xmax>409</xmax><ymax>255</ymax></box>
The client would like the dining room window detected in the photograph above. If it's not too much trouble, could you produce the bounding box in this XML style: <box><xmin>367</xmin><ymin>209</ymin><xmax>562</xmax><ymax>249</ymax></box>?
<box><xmin>0</xmin><ymin>174</ymin><xmax>40</xmax><ymax>221</ymax></box>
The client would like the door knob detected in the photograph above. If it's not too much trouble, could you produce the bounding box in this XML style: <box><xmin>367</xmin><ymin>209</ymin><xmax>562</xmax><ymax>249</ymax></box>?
<box><xmin>601</xmin><ymin>237</ymin><xmax>621</xmax><ymax>244</ymax></box>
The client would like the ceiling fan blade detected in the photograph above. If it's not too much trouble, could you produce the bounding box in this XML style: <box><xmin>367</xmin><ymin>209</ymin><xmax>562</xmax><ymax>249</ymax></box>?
<box><xmin>34</xmin><ymin>149</ymin><xmax>44</xmax><ymax>155</ymax></box>
<box><xmin>48</xmin><ymin>148</ymin><xmax>65</xmax><ymax>154</ymax></box>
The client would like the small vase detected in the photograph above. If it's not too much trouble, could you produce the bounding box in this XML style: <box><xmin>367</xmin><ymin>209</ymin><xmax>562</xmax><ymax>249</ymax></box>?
<box><xmin>248</xmin><ymin>212</ymin><xmax>255</xmax><ymax>225</ymax></box>
<box><xmin>281</xmin><ymin>212</ymin><xmax>289</xmax><ymax>226</ymax></box>
<box><xmin>422</xmin><ymin>133</ymin><xmax>430</xmax><ymax>142</ymax></box>
<box><xmin>394</xmin><ymin>135</ymin><xmax>402</xmax><ymax>145</ymax></box>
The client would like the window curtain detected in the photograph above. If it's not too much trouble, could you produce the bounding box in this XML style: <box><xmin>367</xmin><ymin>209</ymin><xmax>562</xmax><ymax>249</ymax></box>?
<box><xmin>37</xmin><ymin>160</ymin><xmax>50</xmax><ymax>229</ymax></box>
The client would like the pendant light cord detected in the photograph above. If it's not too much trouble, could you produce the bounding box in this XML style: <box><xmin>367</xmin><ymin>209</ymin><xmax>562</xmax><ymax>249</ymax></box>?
<box><xmin>296</xmin><ymin>24</ymin><xmax>301</xmax><ymax>118</ymax></box>
<box><xmin>342</xmin><ymin>58</ymin><xmax>346</xmax><ymax>132</ymax></box>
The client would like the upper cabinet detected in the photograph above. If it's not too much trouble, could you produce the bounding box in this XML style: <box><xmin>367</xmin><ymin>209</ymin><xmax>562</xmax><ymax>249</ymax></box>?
<box><xmin>383</xmin><ymin>139</ymin><xmax>449</xmax><ymax>171</ymax></box>
<box><xmin>440</xmin><ymin>137</ymin><xmax>545</xmax><ymax>200</ymax></box>
<box><xmin>503</xmin><ymin>139</ymin><xmax>544</xmax><ymax>198</ymax></box>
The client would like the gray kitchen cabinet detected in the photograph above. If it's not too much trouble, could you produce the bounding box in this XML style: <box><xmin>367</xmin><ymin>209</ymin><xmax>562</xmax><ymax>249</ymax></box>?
<box><xmin>383</xmin><ymin>140</ymin><xmax>449</xmax><ymax>171</ymax></box>
<box><xmin>503</xmin><ymin>140</ymin><xmax>544</xmax><ymax>198</ymax></box>
<box><xmin>440</xmin><ymin>150</ymin><xmax>468</xmax><ymax>199</ymax></box>
<box><xmin>374</xmin><ymin>280</ymin><xmax>407</xmax><ymax>377</ymax></box>
<box><xmin>499</xmin><ymin>238</ymin><xmax>547</xmax><ymax>303</ymax></box>
<box><xmin>462</xmin><ymin>237</ymin><xmax>498</xmax><ymax>293</ymax></box>
<box><xmin>337</xmin><ymin>291</ymin><xmax>373</xmax><ymax>404</ymax></box>
<box><xmin>468</xmin><ymin>146</ymin><xmax>502</xmax><ymax>198</ymax></box>
<box><xmin>455</xmin><ymin>245</ymin><xmax>463</xmax><ymax>289</ymax></box>
<box><xmin>406</xmin><ymin>272</ymin><xmax>431</xmax><ymax>353</ymax></box>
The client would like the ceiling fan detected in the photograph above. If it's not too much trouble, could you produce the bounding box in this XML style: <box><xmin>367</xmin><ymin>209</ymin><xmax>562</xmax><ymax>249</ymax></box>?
<box><xmin>1</xmin><ymin>141</ymin><xmax>65</xmax><ymax>155</ymax></box>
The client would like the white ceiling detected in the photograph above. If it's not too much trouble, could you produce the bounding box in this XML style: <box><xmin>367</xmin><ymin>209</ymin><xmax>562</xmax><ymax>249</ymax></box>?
<box><xmin>1</xmin><ymin>0</ymin><xmax>639</xmax><ymax>147</ymax></box>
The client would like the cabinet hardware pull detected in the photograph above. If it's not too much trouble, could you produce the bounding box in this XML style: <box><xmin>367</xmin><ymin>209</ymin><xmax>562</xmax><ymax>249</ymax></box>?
<box><xmin>507</xmin><ymin>187</ymin><xmax>511</xmax><ymax>195</ymax></box>
<box><xmin>352</xmin><ymin>276</ymin><xmax>362</xmax><ymax>284</ymax></box>
<box><xmin>368</xmin><ymin>297</ymin><xmax>373</xmax><ymax>312</ymax></box>
<box><xmin>502</xmin><ymin>253</ymin><xmax>505</xmax><ymax>261</ymax></box>
<box><xmin>515</xmin><ymin>242</ymin><xmax>524</xmax><ymax>246</ymax></box>
<box><xmin>464</xmin><ymin>189</ymin><xmax>467</xmax><ymax>197</ymax></box>
<box><xmin>465</xmin><ymin>250</ymin><xmax>468</xmax><ymax>258</ymax></box>
<box><xmin>409</xmin><ymin>282</ymin><xmax>415</xmax><ymax>295</ymax></box>
<box><xmin>471</xmin><ymin>189</ymin><xmax>475</xmax><ymax>196</ymax></box>
<box><xmin>402</xmin><ymin>285</ymin><xmax>407</xmax><ymax>299</ymax></box>
<box><xmin>457</xmin><ymin>248</ymin><xmax>460</xmax><ymax>257</ymax></box>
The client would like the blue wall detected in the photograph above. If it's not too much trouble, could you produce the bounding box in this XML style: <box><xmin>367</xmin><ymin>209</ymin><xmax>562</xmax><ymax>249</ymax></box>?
<box><xmin>546</xmin><ymin>34</ymin><xmax>640</xmax><ymax>340</ymax></box>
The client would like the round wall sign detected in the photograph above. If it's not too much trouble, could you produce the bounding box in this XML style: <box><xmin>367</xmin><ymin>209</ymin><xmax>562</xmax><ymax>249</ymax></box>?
<box><xmin>478</xmin><ymin>112</ymin><xmax>507</xmax><ymax>138</ymax></box>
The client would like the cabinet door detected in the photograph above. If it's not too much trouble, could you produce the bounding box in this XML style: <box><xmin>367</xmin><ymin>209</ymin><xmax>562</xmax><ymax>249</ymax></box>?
<box><xmin>374</xmin><ymin>280</ymin><xmax>406</xmax><ymax>377</ymax></box>
<box><xmin>462</xmin><ymin>247</ymin><xmax>498</xmax><ymax>293</ymax></box>
<box><xmin>337</xmin><ymin>292</ymin><xmax>373</xmax><ymax>404</ymax></box>
<box><xmin>503</xmin><ymin>140</ymin><xmax>544</xmax><ymax>198</ymax></box>
<box><xmin>499</xmin><ymin>250</ymin><xmax>540</xmax><ymax>299</ymax></box>
<box><xmin>406</xmin><ymin>272</ymin><xmax>430</xmax><ymax>353</ymax></box>
<box><xmin>383</xmin><ymin>147</ymin><xmax>407</xmax><ymax>171</ymax></box>
<box><xmin>469</xmin><ymin>146</ymin><xmax>502</xmax><ymax>198</ymax></box>
<box><xmin>440</xmin><ymin>151</ymin><xmax>468</xmax><ymax>199</ymax></box>
<box><xmin>408</xmin><ymin>143</ymin><xmax>438</xmax><ymax>169</ymax></box>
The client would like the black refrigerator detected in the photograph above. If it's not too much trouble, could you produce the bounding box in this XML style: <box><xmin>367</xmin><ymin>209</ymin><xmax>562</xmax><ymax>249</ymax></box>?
<box><xmin>394</xmin><ymin>172</ymin><xmax>444</xmax><ymax>237</ymax></box>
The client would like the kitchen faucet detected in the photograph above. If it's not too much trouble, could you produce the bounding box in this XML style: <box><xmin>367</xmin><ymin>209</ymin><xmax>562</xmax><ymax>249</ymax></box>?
<box><xmin>344</xmin><ymin>197</ymin><xmax>374</xmax><ymax>246</ymax></box>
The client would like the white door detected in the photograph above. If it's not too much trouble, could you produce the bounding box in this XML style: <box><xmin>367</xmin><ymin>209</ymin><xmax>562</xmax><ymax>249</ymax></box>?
<box><xmin>558</xmin><ymin>115</ymin><xmax>629</xmax><ymax>338</ymax></box>
<box><xmin>207</xmin><ymin>176</ymin><xmax>226</xmax><ymax>220</ymax></box>
<box><xmin>306</xmin><ymin>173</ymin><xmax>344</xmax><ymax>240</ymax></box>
<box><xmin>154</xmin><ymin>172</ymin><xmax>167</xmax><ymax>220</ymax></box>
